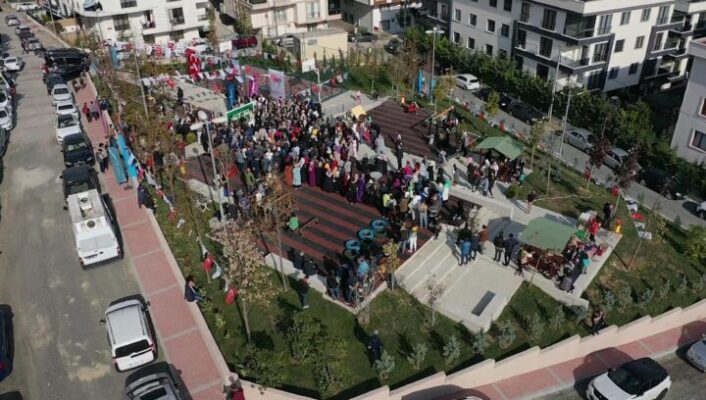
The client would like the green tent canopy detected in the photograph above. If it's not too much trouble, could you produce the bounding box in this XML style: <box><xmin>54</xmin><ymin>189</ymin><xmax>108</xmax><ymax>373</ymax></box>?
<box><xmin>519</xmin><ymin>218</ymin><xmax>576</xmax><ymax>252</ymax></box>
<box><xmin>474</xmin><ymin>136</ymin><xmax>525</xmax><ymax>160</ymax></box>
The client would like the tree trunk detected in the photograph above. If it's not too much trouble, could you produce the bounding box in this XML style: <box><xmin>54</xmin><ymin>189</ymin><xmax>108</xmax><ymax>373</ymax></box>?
<box><xmin>274</xmin><ymin>208</ymin><xmax>289</xmax><ymax>290</ymax></box>
<box><xmin>530</xmin><ymin>147</ymin><xmax>536</xmax><ymax>170</ymax></box>
<box><xmin>239</xmin><ymin>298</ymin><xmax>252</xmax><ymax>340</ymax></box>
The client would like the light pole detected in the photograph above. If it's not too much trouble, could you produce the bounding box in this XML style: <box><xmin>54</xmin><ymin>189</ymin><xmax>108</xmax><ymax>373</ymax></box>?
<box><xmin>425</xmin><ymin>26</ymin><xmax>444</xmax><ymax>114</ymax></box>
<box><xmin>546</xmin><ymin>47</ymin><xmax>563</xmax><ymax>125</ymax></box>
<box><xmin>313</xmin><ymin>67</ymin><xmax>321</xmax><ymax>104</ymax></box>
<box><xmin>198</xmin><ymin>111</ymin><xmax>226</xmax><ymax>222</ymax></box>
<box><xmin>548</xmin><ymin>87</ymin><xmax>584</xmax><ymax>191</ymax></box>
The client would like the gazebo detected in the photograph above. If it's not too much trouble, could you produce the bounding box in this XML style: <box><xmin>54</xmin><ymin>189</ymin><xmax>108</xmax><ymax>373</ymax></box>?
<box><xmin>518</xmin><ymin>217</ymin><xmax>577</xmax><ymax>277</ymax></box>
<box><xmin>474</xmin><ymin>136</ymin><xmax>524</xmax><ymax>160</ymax></box>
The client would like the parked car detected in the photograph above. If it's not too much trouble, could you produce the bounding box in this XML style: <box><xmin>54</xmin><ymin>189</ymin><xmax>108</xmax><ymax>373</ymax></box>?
<box><xmin>102</xmin><ymin>299</ymin><xmax>157</xmax><ymax>372</ymax></box>
<box><xmin>18</xmin><ymin>29</ymin><xmax>33</xmax><ymax>41</ymax></box>
<box><xmin>62</xmin><ymin>132</ymin><xmax>94</xmax><ymax>167</ymax></box>
<box><xmin>55</xmin><ymin>113</ymin><xmax>81</xmax><ymax>143</ymax></box>
<box><xmin>0</xmin><ymin>89</ymin><xmax>13</xmax><ymax>113</ymax></box>
<box><xmin>698</xmin><ymin>201</ymin><xmax>706</xmax><ymax>219</ymax></box>
<box><xmin>17</xmin><ymin>2</ymin><xmax>41</xmax><ymax>11</ymax></box>
<box><xmin>0</xmin><ymin>128</ymin><xmax>8</xmax><ymax>158</ymax></box>
<box><xmin>348</xmin><ymin>32</ymin><xmax>376</xmax><ymax>43</ymax></box>
<box><xmin>275</xmin><ymin>34</ymin><xmax>295</xmax><ymax>48</ymax></box>
<box><xmin>603</xmin><ymin>147</ymin><xmax>635</xmax><ymax>170</ymax></box>
<box><xmin>53</xmin><ymin>63</ymin><xmax>86</xmax><ymax>81</ymax></box>
<box><xmin>61</xmin><ymin>165</ymin><xmax>99</xmax><ymax>199</ymax></box>
<box><xmin>686</xmin><ymin>336</ymin><xmax>706</xmax><ymax>371</ymax></box>
<box><xmin>22</xmin><ymin>37</ymin><xmax>42</xmax><ymax>52</ymax></box>
<box><xmin>51</xmin><ymin>83</ymin><xmax>72</xmax><ymax>104</ymax></box>
<box><xmin>384</xmin><ymin>38</ymin><xmax>402</xmax><ymax>55</ymax></box>
<box><xmin>0</xmin><ymin>107</ymin><xmax>12</xmax><ymax>131</ymax></box>
<box><xmin>475</xmin><ymin>87</ymin><xmax>514</xmax><ymax>109</ymax></box>
<box><xmin>55</xmin><ymin>100</ymin><xmax>79</xmax><ymax>120</ymax></box>
<box><xmin>5</xmin><ymin>15</ymin><xmax>19</xmax><ymax>26</ymax></box>
<box><xmin>637</xmin><ymin>167</ymin><xmax>687</xmax><ymax>199</ymax></box>
<box><xmin>14</xmin><ymin>25</ymin><xmax>29</xmax><ymax>36</ymax></box>
<box><xmin>44</xmin><ymin>73</ymin><xmax>65</xmax><ymax>94</ymax></box>
<box><xmin>124</xmin><ymin>371</ymin><xmax>185</xmax><ymax>400</ymax></box>
<box><xmin>3</xmin><ymin>57</ymin><xmax>23</xmax><ymax>72</ymax></box>
<box><xmin>586</xmin><ymin>358</ymin><xmax>670</xmax><ymax>400</ymax></box>
<box><xmin>0</xmin><ymin>306</ymin><xmax>11</xmax><ymax>383</ymax></box>
<box><xmin>507</xmin><ymin>101</ymin><xmax>545</xmax><ymax>124</ymax></box>
<box><xmin>564</xmin><ymin>128</ymin><xmax>594</xmax><ymax>152</ymax></box>
<box><xmin>232</xmin><ymin>35</ymin><xmax>257</xmax><ymax>49</ymax></box>
<box><xmin>456</xmin><ymin>74</ymin><xmax>481</xmax><ymax>91</ymax></box>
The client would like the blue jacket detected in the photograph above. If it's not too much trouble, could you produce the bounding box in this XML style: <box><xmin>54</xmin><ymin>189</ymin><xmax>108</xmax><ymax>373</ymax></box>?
<box><xmin>460</xmin><ymin>240</ymin><xmax>472</xmax><ymax>255</ymax></box>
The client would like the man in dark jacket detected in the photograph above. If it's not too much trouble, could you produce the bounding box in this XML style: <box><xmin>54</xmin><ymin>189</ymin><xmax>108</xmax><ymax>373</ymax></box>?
<box><xmin>503</xmin><ymin>233</ymin><xmax>519</xmax><ymax>266</ymax></box>
<box><xmin>367</xmin><ymin>330</ymin><xmax>384</xmax><ymax>360</ymax></box>
<box><xmin>493</xmin><ymin>231</ymin><xmax>505</xmax><ymax>262</ymax></box>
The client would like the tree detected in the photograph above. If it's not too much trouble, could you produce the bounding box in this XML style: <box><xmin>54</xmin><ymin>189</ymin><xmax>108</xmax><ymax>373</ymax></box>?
<box><xmin>380</xmin><ymin>241</ymin><xmax>402</xmax><ymax>290</ymax></box>
<box><xmin>628</xmin><ymin>197</ymin><xmax>666</xmax><ymax>269</ymax></box>
<box><xmin>433</xmin><ymin>73</ymin><xmax>455</xmax><ymax>105</ymax></box>
<box><xmin>442</xmin><ymin>335</ymin><xmax>462</xmax><ymax>365</ymax></box>
<box><xmin>472</xmin><ymin>331</ymin><xmax>490</xmax><ymax>355</ymax></box>
<box><xmin>548</xmin><ymin>306</ymin><xmax>565</xmax><ymax>332</ymax></box>
<box><xmin>496</xmin><ymin>321</ymin><xmax>516</xmax><ymax>350</ymax></box>
<box><xmin>586</xmin><ymin>135</ymin><xmax>612</xmax><ymax>190</ymax></box>
<box><xmin>238</xmin><ymin>343</ymin><xmax>286</xmax><ymax>393</ymax></box>
<box><xmin>424</xmin><ymin>280</ymin><xmax>444</xmax><ymax>328</ymax></box>
<box><xmin>528</xmin><ymin>121</ymin><xmax>547</xmax><ymax>170</ymax></box>
<box><xmin>406</xmin><ymin>342</ymin><xmax>429</xmax><ymax>370</ymax></box>
<box><xmin>286</xmin><ymin>313</ymin><xmax>325</xmax><ymax>363</ymax></box>
<box><xmin>374</xmin><ymin>350</ymin><xmax>396</xmax><ymax>380</ymax></box>
<box><xmin>484</xmin><ymin>90</ymin><xmax>500</xmax><ymax>117</ymax></box>
<box><xmin>685</xmin><ymin>226</ymin><xmax>706</xmax><ymax>265</ymax></box>
<box><xmin>215</xmin><ymin>224</ymin><xmax>278</xmax><ymax>340</ymax></box>
<box><xmin>613</xmin><ymin>147</ymin><xmax>640</xmax><ymax>204</ymax></box>
<box><xmin>616</xmin><ymin>286</ymin><xmax>633</xmax><ymax>312</ymax></box>
<box><xmin>314</xmin><ymin>338</ymin><xmax>348</xmax><ymax>395</ymax></box>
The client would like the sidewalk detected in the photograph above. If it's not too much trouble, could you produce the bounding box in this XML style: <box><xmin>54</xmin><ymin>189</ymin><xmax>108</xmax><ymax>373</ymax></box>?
<box><xmin>435</xmin><ymin>319</ymin><xmax>706</xmax><ymax>400</ymax></box>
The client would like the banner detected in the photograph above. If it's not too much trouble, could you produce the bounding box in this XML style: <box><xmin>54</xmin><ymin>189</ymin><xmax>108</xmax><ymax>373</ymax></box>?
<box><xmin>108</xmin><ymin>147</ymin><xmax>127</xmax><ymax>184</ymax></box>
<box><xmin>268</xmin><ymin>68</ymin><xmax>286</xmax><ymax>99</ymax></box>
<box><xmin>226</xmin><ymin>101</ymin><xmax>256</xmax><ymax>125</ymax></box>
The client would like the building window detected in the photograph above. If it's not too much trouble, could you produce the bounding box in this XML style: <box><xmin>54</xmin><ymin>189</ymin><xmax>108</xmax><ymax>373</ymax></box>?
<box><xmin>113</xmin><ymin>15</ymin><xmax>130</xmax><ymax>31</ymax></box>
<box><xmin>454</xmin><ymin>8</ymin><xmax>461</xmax><ymax>21</ymax></box>
<box><xmin>120</xmin><ymin>0</ymin><xmax>137</xmax><ymax>8</ymax></box>
<box><xmin>306</xmin><ymin>2</ymin><xmax>320</xmax><ymax>19</ymax></box>
<box><xmin>196</xmin><ymin>2</ymin><xmax>209</xmax><ymax>8</ymax></box>
<box><xmin>691</xmin><ymin>130</ymin><xmax>706</xmax><ymax>152</ymax></box>
<box><xmin>515</xmin><ymin>55</ymin><xmax>524</xmax><ymax>69</ymax></box>
<box><xmin>501</xmin><ymin>24</ymin><xmax>510</xmax><ymax>37</ymax></box>
<box><xmin>469</xmin><ymin>13</ymin><xmax>477</xmax><ymax>26</ymax></box>
<box><xmin>620</xmin><ymin>11</ymin><xmax>631</xmax><ymax>25</ymax></box>
<box><xmin>635</xmin><ymin>36</ymin><xmax>644</xmax><ymax>49</ymax></box>
<box><xmin>489</xmin><ymin>0</ymin><xmax>497</xmax><ymax>8</ymax></box>
<box><xmin>499</xmin><ymin>49</ymin><xmax>507</xmax><ymax>57</ymax></box>
<box><xmin>169</xmin><ymin>8</ymin><xmax>185</xmax><ymax>25</ymax></box>
<box><xmin>641</xmin><ymin>8</ymin><xmax>651</xmax><ymax>22</ymax></box>
<box><xmin>614</xmin><ymin>39</ymin><xmax>624</xmax><ymax>53</ymax></box>
<box><xmin>587</xmin><ymin>70</ymin><xmax>603</xmax><ymax>90</ymax></box>
<box><xmin>503</xmin><ymin>0</ymin><xmax>512</xmax><ymax>12</ymax></box>
<box><xmin>597</xmin><ymin>14</ymin><xmax>612</xmax><ymax>35</ymax></box>
<box><xmin>440</xmin><ymin>4</ymin><xmax>449</xmax><ymax>21</ymax></box>
<box><xmin>274</xmin><ymin>9</ymin><xmax>286</xmax><ymax>21</ymax></box>
<box><xmin>453</xmin><ymin>32</ymin><xmax>460</xmax><ymax>43</ymax></box>
<box><xmin>197</xmin><ymin>13</ymin><xmax>209</xmax><ymax>21</ymax></box>
<box><xmin>487</xmin><ymin>19</ymin><xmax>496</xmax><ymax>32</ymax></box>
<box><xmin>516</xmin><ymin>29</ymin><xmax>526</xmax><ymax>48</ymax></box>
<box><xmin>657</xmin><ymin>5</ymin><xmax>670</xmax><ymax>25</ymax></box>
<box><xmin>542</xmin><ymin>9</ymin><xmax>557</xmax><ymax>31</ymax></box>
<box><xmin>700</xmin><ymin>98</ymin><xmax>706</xmax><ymax>117</ymax></box>
<box><xmin>608</xmin><ymin>67</ymin><xmax>619</xmax><ymax>79</ymax></box>
<box><xmin>520</xmin><ymin>2</ymin><xmax>530</xmax><ymax>22</ymax></box>
<box><xmin>485</xmin><ymin>44</ymin><xmax>493</xmax><ymax>55</ymax></box>
<box><xmin>593</xmin><ymin>42</ymin><xmax>608</xmax><ymax>62</ymax></box>
<box><xmin>629</xmin><ymin>62</ymin><xmax>639</xmax><ymax>74</ymax></box>
<box><xmin>653</xmin><ymin>32</ymin><xmax>663</xmax><ymax>51</ymax></box>
<box><xmin>536</xmin><ymin>64</ymin><xmax>549</xmax><ymax>80</ymax></box>
<box><xmin>381</xmin><ymin>20</ymin><xmax>390</xmax><ymax>30</ymax></box>
<box><xmin>539</xmin><ymin>36</ymin><xmax>552</xmax><ymax>57</ymax></box>
<box><xmin>467</xmin><ymin>37</ymin><xmax>475</xmax><ymax>49</ymax></box>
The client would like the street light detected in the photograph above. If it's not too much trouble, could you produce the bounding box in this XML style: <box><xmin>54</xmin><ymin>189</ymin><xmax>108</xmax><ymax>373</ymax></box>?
<box><xmin>313</xmin><ymin>67</ymin><xmax>322</xmax><ymax>104</ymax></box>
<box><xmin>198</xmin><ymin>110</ymin><xmax>226</xmax><ymax>222</ymax></box>
<box><xmin>425</xmin><ymin>26</ymin><xmax>444</xmax><ymax>114</ymax></box>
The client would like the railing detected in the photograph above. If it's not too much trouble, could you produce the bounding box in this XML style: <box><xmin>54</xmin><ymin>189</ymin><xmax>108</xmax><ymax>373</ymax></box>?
<box><xmin>170</xmin><ymin>18</ymin><xmax>185</xmax><ymax>25</ymax></box>
<box><xmin>142</xmin><ymin>21</ymin><xmax>156</xmax><ymax>29</ymax></box>
<box><xmin>120</xmin><ymin>0</ymin><xmax>137</xmax><ymax>8</ymax></box>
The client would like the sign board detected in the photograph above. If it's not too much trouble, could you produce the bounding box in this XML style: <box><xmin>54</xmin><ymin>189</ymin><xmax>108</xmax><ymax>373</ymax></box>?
<box><xmin>218</xmin><ymin>40</ymin><xmax>233</xmax><ymax>53</ymax></box>
<box><xmin>226</xmin><ymin>101</ymin><xmax>256</xmax><ymax>125</ymax></box>
<box><xmin>301</xmin><ymin>58</ymin><xmax>316</xmax><ymax>73</ymax></box>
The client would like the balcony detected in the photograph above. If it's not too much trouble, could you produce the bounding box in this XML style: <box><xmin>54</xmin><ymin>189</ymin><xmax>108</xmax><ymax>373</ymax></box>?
<box><xmin>170</xmin><ymin>18</ymin><xmax>186</xmax><ymax>25</ymax></box>
<box><xmin>142</xmin><ymin>20</ymin><xmax>156</xmax><ymax>29</ymax></box>
<box><xmin>514</xmin><ymin>44</ymin><xmax>604</xmax><ymax>74</ymax></box>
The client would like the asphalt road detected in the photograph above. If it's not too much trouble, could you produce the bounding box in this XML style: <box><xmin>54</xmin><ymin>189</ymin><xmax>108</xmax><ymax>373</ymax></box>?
<box><xmin>0</xmin><ymin>13</ymin><xmax>142</xmax><ymax>399</ymax></box>
<box><xmin>535</xmin><ymin>351</ymin><xmax>706</xmax><ymax>400</ymax></box>
<box><xmin>452</xmin><ymin>86</ymin><xmax>706</xmax><ymax>229</ymax></box>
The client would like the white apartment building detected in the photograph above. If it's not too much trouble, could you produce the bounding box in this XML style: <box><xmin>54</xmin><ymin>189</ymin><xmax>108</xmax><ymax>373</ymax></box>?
<box><xmin>58</xmin><ymin>0</ymin><xmax>210</xmax><ymax>44</ymax></box>
<box><xmin>449</xmin><ymin>0</ymin><xmax>706</xmax><ymax>92</ymax></box>
<box><xmin>340</xmin><ymin>0</ymin><xmax>420</xmax><ymax>34</ymax></box>
<box><xmin>671</xmin><ymin>37</ymin><xmax>706</xmax><ymax>164</ymax></box>
<box><xmin>222</xmin><ymin>0</ymin><xmax>340</xmax><ymax>39</ymax></box>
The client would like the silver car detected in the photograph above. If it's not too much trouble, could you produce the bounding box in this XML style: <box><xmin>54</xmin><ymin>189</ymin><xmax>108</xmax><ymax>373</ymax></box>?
<box><xmin>51</xmin><ymin>84</ymin><xmax>73</xmax><ymax>104</ymax></box>
<box><xmin>687</xmin><ymin>337</ymin><xmax>706</xmax><ymax>371</ymax></box>
<box><xmin>565</xmin><ymin>128</ymin><xmax>594</xmax><ymax>152</ymax></box>
<box><xmin>124</xmin><ymin>371</ymin><xmax>184</xmax><ymax>400</ymax></box>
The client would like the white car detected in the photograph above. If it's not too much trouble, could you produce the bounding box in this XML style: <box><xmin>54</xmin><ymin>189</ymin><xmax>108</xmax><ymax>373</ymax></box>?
<box><xmin>697</xmin><ymin>201</ymin><xmax>706</xmax><ymax>220</ymax></box>
<box><xmin>0</xmin><ymin>107</ymin><xmax>12</xmax><ymax>131</ymax></box>
<box><xmin>0</xmin><ymin>89</ymin><xmax>12</xmax><ymax>113</ymax></box>
<box><xmin>102</xmin><ymin>299</ymin><xmax>157</xmax><ymax>372</ymax></box>
<box><xmin>51</xmin><ymin>84</ymin><xmax>73</xmax><ymax>104</ymax></box>
<box><xmin>3</xmin><ymin>57</ymin><xmax>23</xmax><ymax>72</ymax></box>
<box><xmin>586</xmin><ymin>358</ymin><xmax>670</xmax><ymax>400</ymax></box>
<box><xmin>456</xmin><ymin>74</ymin><xmax>481</xmax><ymax>91</ymax></box>
<box><xmin>603</xmin><ymin>147</ymin><xmax>630</xmax><ymax>170</ymax></box>
<box><xmin>17</xmin><ymin>2</ymin><xmax>40</xmax><ymax>11</ymax></box>
<box><xmin>55</xmin><ymin>113</ymin><xmax>81</xmax><ymax>144</ymax></box>
<box><xmin>55</xmin><ymin>100</ymin><xmax>79</xmax><ymax>120</ymax></box>
<box><xmin>564</xmin><ymin>128</ymin><xmax>594</xmax><ymax>152</ymax></box>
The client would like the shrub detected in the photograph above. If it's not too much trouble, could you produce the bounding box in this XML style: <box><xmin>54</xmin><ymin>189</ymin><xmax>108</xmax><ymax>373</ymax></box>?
<box><xmin>472</xmin><ymin>331</ymin><xmax>490</xmax><ymax>354</ymax></box>
<box><xmin>638</xmin><ymin>288</ymin><xmax>655</xmax><ymax>309</ymax></box>
<box><xmin>185</xmin><ymin>132</ymin><xmax>198</xmax><ymax>144</ymax></box>
<box><xmin>374</xmin><ymin>351</ymin><xmax>396</xmax><ymax>380</ymax></box>
<box><xmin>570</xmin><ymin>305</ymin><xmax>588</xmax><ymax>325</ymax></box>
<box><xmin>526</xmin><ymin>313</ymin><xmax>545</xmax><ymax>341</ymax></box>
<box><xmin>616</xmin><ymin>286</ymin><xmax>633</xmax><ymax>312</ymax></box>
<box><xmin>601</xmin><ymin>289</ymin><xmax>616</xmax><ymax>313</ymax></box>
<box><xmin>505</xmin><ymin>184</ymin><xmax>519</xmax><ymax>199</ymax></box>
<box><xmin>657</xmin><ymin>280</ymin><xmax>671</xmax><ymax>300</ymax></box>
<box><xmin>548</xmin><ymin>306</ymin><xmax>565</xmax><ymax>332</ymax></box>
<box><xmin>406</xmin><ymin>342</ymin><xmax>429</xmax><ymax>370</ymax></box>
<box><xmin>496</xmin><ymin>321</ymin><xmax>516</xmax><ymax>350</ymax></box>
<box><xmin>442</xmin><ymin>335</ymin><xmax>462</xmax><ymax>365</ymax></box>
<box><xmin>676</xmin><ymin>274</ymin><xmax>689</xmax><ymax>294</ymax></box>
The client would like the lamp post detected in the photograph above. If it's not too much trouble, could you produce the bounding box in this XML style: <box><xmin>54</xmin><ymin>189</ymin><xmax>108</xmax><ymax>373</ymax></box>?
<box><xmin>198</xmin><ymin>110</ymin><xmax>226</xmax><ymax>222</ymax></box>
<box><xmin>546</xmin><ymin>47</ymin><xmax>563</xmax><ymax>125</ymax></box>
<box><xmin>425</xmin><ymin>26</ymin><xmax>443</xmax><ymax>114</ymax></box>
<box><xmin>548</xmin><ymin>87</ymin><xmax>584</xmax><ymax>190</ymax></box>
<box><xmin>313</xmin><ymin>67</ymin><xmax>321</xmax><ymax>104</ymax></box>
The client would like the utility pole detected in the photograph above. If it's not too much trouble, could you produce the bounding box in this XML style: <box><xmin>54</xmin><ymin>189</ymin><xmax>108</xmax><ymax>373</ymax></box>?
<box><xmin>546</xmin><ymin>48</ymin><xmax>562</xmax><ymax>125</ymax></box>
<box><xmin>426</xmin><ymin>26</ymin><xmax>443</xmax><ymax>114</ymax></box>
<box><xmin>133</xmin><ymin>52</ymin><xmax>149</xmax><ymax>118</ymax></box>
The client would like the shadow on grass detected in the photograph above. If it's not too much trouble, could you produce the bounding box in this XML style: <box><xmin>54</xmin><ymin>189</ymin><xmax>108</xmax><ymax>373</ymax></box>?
<box><xmin>330</xmin><ymin>377</ymin><xmax>381</xmax><ymax>400</ymax></box>
<box><xmin>389</xmin><ymin>366</ymin><xmax>436</xmax><ymax>390</ymax></box>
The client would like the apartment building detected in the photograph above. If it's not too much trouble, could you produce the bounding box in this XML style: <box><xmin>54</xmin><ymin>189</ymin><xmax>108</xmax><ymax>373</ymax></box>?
<box><xmin>449</xmin><ymin>0</ymin><xmax>706</xmax><ymax>92</ymax></box>
<box><xmin>222</xmin><ymin>0</ymin><xmax>340</xmax><ymax>39</ymax></box>
<box><xmin>60</xmin><ymin>0</ymin><xmax>210</xmax><ymax>43</ymax></box>
<box><xmin>671</xmin><ymin>37</ymin><xmax>706</xmax><ymax>164</ymax></box>
<box><xmin>340</xmin><ymin>0</ymin><xmax>420</xmax><ymax>34</ymax></box>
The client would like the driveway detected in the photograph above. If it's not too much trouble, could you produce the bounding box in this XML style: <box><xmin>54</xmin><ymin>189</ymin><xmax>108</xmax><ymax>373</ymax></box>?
<box><xmin>0</xmin><ymin>12</ymin><xmax>142</xmax><ymax>398</ymax></box>
<box><xmin>452</xmin><ymin>86</ymin><xmax>706</xmax><ymax>228</ymax></box>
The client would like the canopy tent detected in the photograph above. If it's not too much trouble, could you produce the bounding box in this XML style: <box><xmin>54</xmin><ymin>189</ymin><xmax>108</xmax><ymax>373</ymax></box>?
<box><xmin>519</xmin><ymin>218</ymin><xmax>576</xmax><ymax>253</ymax></box>
<box><xmin>474</xmin><ymin>136</ymin><xmax>524</xmax><ymax>160</ymax></box>
<box><xmin>351</xmin><ymin>105</ymin><xmax>367</xmax><ymax>119</ymax></box>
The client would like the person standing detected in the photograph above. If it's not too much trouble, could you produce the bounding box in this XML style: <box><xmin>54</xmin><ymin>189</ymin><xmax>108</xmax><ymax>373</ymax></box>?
<box><xmin>602</xmin><ymin>202</ymin><xmax>614</xmax><ymax>229</ymax></box>
<box><xmin>408</xmin><ymin>225</ymin><xmax>418</xmax><ymax>253</ymax></box>
<box><xmin>591</xmin><ymin>309</ymin><xmax>606</xmax><ymax>335</ymax></box>
<box><xmin>96</xmin><ymin>144</ymin><xmax>109</xmax><ymax>173</ymax></box>
<box><xmin>90</xmin><ymin>101</ymin><xmax>100</xmax><ymax>121</ymax></box>
<box><xmin>394</xmin><ymin>134</ymin><xmax>404</xmax><ymax>171</ymax></box>
<box><xmin>417</xmin><ymin>200</ymin><xmax>428</xmax><ymax>229</ymax></box>
<box><xmin>82</xmin><ymin>102</ymin><xmax>92</xmax><ymax>122</ymax></box>
<box><xmin>326</xmin><ymin>274</ymin><xmax>340</xmax><ymax>300</ymax></box>
<box><xmin>478</xmin><ymin>225</ymin><xmax>489</xmax><ymax>254</ymax></box>
<box><xmin>367</xmin><ymin>330</ymin><xmax>383</xmax><ymax>361</ymax></box>
<box><xmin>298</xmin><ymin>276</ymin><xmax>310</xmax><ymax>310</ymax></box>
<box><xmin>503</xmin><ymin>233</ymin><xmax>519</xmax><ymax>266</ymax></box>
<box><xmin>459</xmin><ymin>238</ymin><xmax>472</xmax><ymax>266</ymax></box>
<box><xmin>526</xmin><ymin>190</ymin><xmax>538</xmax><ymax>214</ymax></box>
<box><xmin>492</xmin><ymin>231</ymin><xmax>505</xmax><ymax>262</ymax></box>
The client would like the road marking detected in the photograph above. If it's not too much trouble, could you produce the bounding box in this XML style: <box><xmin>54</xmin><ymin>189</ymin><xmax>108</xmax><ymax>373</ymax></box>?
<box><xmin>145</xmin><ymin>283</ymin><xmax>179</xmax><ymax>298</ymax></box>
<box><xmin>162</xmin><ymin>326</ymin><xmax>199</xmax><ymax>343</ymax></box>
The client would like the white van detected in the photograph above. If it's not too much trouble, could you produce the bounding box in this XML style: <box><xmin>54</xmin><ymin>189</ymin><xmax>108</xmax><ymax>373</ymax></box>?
<box><xmin>103</xmin><ymin>299</ymin><xmax>157</xmax><ymax>371</ymax></box>
<box><xmin>67</xmin><ymin>189</ymin><xmax>120</xmax><ymax>266</ymax></box>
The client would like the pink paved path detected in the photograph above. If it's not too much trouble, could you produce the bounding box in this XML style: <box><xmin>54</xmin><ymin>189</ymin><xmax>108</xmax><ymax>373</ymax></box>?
<box><xmin>76</xmin><ymin>80</ymin><xmax>229</xmax><ymax>399</ymax></box>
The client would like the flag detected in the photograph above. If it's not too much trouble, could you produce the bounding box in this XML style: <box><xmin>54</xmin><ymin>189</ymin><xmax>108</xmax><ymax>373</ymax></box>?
<box><xmin>198</xmin><ymin>237</ymin><xmax>209</xmax><ymax>260</ymax></box>
<box><xmin>211</xmin><ymin>263</ymin><xmax>223</xmax><ymax>279</ymax></box>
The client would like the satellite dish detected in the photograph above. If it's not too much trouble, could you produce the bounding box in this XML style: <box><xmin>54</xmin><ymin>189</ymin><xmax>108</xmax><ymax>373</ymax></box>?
<box><xmin>87</xmin><ymin>220</ymin><xmax>96</xmax><ymax>228</ymax></box>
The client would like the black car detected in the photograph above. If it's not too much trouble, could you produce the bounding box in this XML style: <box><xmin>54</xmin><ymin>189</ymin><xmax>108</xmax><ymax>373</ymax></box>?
<box><xmin>62</xmin><ymin>133</ymin><xmax>95</xmax><ymax>167</ymax></box>
<box><xmin>124</xmin><ymin>371</ymin><xmax>185</xmax><ymax>400</ymax></box>
<box><xmin>638</xmin><ymin>167</ymin><xmax>688</xmax><ymax>199</ymax></box>
<box><xmin>384</xmin><ymin>39</ymin><xmax>401</xmax><ymax>54</ymax></box>
<box><xmin>507</xmin><ymin>101</ymin><xmax>545</xmax><ymax>124</ymax></box>
<box><xmin>0</xmin><ymin>306</ymin><xmax>12</xmax><ymax>383</ymax></box>
<box><xmin>348</xmin><ymin>32</ymin><xmax>376</xmax><ymax>43</ymax></box>
<box><xmin>475</xmin><ymin>88</ymin><xmax>514</xmax><ymax>110</ymax></box>
<box><xmin>44</xmin><ymin>72</ymin><xmax>65</xmax><ymax>94</ymax></box>
<box><xmin>53</xmin><ymin>63</ymin><xmax>86</xmax><ymax>82</ymax></box>
<box><xmin>61</xmin><ymin>165</ymin><xmax>99</xmax><ymax>199</ymax></box>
